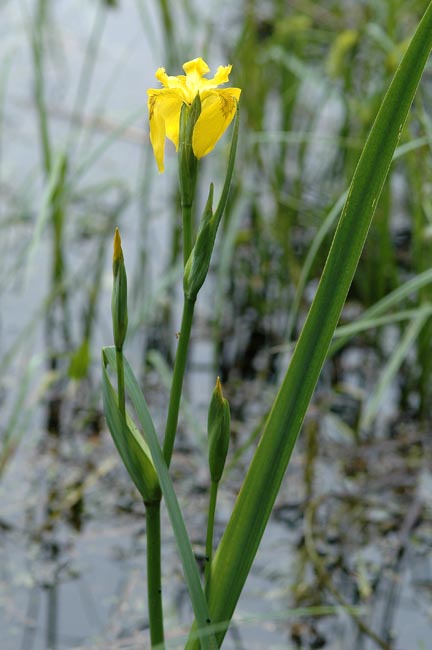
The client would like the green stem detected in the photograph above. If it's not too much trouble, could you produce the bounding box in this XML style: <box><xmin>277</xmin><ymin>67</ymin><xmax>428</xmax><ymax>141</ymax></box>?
<box><xmin>32</xmin><ymin>0</ymin><xmax>51</xmax><ymax>176</ymax></box>
<box><xmin>145</xmin><ymin>499</ymin><xmax>165</xmax><ymax>648</ymax></box>
<box><xmin>182</xmin><ymin>203</ymin><xmax>193</xmax><ymax>267</ymax></box>
<box><xmin>162</xmin><ymin>296</ymin><xmax>195</xmax><ymax>467</ymax></box>
<box><xmin>204</xmin><ymin>480</ymin><xmax>219</xmax><ymax>592</ymax></box>
<box><xmin>115</xmin><ymin>347</ymin><xmax>125</xmax><ymax>418</ymax></box>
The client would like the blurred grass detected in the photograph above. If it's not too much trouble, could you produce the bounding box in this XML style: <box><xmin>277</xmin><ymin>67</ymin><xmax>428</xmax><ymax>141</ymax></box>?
<box><xmin>0</xmin><ymin>0</ymin><xmax>429</xmax><ymax>467</ymax></box>
<box><xmin>0</xmin><ymin>0</ymin><xmax>428</xmax><ymax>456</ymax></box>
<box><xmin>218</xmin><ymin>0</ymin><xmax>432</xmax><ymax>420</ymax></box>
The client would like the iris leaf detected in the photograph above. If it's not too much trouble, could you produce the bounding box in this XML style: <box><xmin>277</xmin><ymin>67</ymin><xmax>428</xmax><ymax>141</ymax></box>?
<box><xmin>102</xmin><ymin>347</ymin><xmax>217</xmax><ymax>650</ymax></box>
<box><xmin>186</xmin><ymin>4</ymin><xmax>432</xmax><ymax>647</ymax></box>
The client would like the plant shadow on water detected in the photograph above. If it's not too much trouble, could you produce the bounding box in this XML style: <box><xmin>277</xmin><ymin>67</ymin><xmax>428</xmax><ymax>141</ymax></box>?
<box><xmin>1</xmin><ymin>1</ymin><xmax>432</xmax><ymax>649</ymax></box>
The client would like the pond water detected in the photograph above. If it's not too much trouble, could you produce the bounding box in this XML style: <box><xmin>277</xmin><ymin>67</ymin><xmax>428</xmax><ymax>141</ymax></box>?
<box><xmin>1</xmin><ymin>2</ymin><xmax>432</xmax><ymax>650</ymax></box>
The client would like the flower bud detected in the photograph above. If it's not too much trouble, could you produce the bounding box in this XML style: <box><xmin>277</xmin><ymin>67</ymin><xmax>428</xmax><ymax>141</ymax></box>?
<box><xmin>112</xmin><ymin>228</ymin><xmax>128</xmax><ymax>350</ymax></box>
<box><xmin>183</xmin><ymin>183</ymin><xmax>215</xmax><ymax>301</ymax></box>
<box><xmin>178</xmin><ymin>93</ymin><xmax>201</xmax><ymax>208</ymax></box>
<box><xmin>208</xmin><ymin>377</ymin><xmax>230</xmax><ymax>483</ymax></box>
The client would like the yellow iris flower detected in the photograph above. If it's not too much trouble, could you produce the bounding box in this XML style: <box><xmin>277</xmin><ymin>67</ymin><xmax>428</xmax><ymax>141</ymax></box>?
<box><xmin>147</xmin><ymin>57</ymin><xmax>241</xmax><ymax>172</ymax></box>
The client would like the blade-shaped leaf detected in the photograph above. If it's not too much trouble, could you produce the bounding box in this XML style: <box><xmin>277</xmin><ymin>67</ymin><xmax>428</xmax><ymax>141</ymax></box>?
<box><xmin>103</xmin><ymin>347</ymin><xmax>217</xmax><ymax>650</ymax></box>
<box><xmin>102</xmin><ymin>351</ymin><xmax>160</xmax><ymax>502</ymax></box>
<box><xmin>186</xmin><ymin>4</ymin><xmax>432</xmax><ymax>647</ymax></box>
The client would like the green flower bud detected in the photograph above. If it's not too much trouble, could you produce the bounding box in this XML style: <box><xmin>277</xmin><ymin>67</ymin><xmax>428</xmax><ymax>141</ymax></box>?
<box><xmin>178</xmin><ymin>93</ymin><xmax>201</xmax><ymax>209</ymax></box>
<box><xmin>208</xmin><ymin>377</ymin><xmax>230</xmax><ymax>483</ymax></box>
<box><xmin>183</xmin><ymin>183</ymin><xmax>215</xmax><ymax>301</ymax></box>
<box><xmin>112</xmin><ymin>227</ymin><xmax>128</xmax><ymax>350</ymax></box>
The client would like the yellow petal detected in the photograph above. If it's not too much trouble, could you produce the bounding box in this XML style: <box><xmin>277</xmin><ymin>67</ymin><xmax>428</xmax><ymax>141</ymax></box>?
<box><xmin>209</xmin><ymin>65</ymin><xmax>232</xmax><ymax>86</ymax></box>
<box><xmin>157</xmin><ymin>93</ymin><xmax>183</xmax><ymax>146</ymax></box>
<box><xmin>192</xmin><ymin>88</ymin><xmax>241</xmax><ymax>159</ymax></box>
<box><xmin>147</xmin><ymin>89</ymin><xmax>184</xmax><ymax>172</ymax></box>
<box><xmin>155</xmin><ymin>67</ymin><xmax>170</xmax><ymax>86</ymax></box>
<box><xmin>148</xmin><ymin>92</ymin><xmax>166</xmax><ymax>172</ymax></box>
<box><xmin>181</xmin><ymin>58</ymin><xmax>210</xmax><ymax>99</ymax></box>
<box><xmin>156</xmin><ymin>67</ymin><xmax>189</xmax><ymax>97</ymax></box>
<box><xmin>183</xmin><ymin>57</ymin><xmax>210</xmax><ymax>77</ymax></box>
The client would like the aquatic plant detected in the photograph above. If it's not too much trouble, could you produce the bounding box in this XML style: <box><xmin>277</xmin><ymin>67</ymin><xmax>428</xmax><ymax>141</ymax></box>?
<box><xmin>101</xmin><ymin>5</ymin><xmax>432</xmax><ymax>648</ymax></box>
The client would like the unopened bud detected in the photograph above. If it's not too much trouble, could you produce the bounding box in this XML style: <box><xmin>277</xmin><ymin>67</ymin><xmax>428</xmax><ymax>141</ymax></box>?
<box><xmin>208</xmin><ymin>377</ymin><xmax>230</xmax><ymax>483</ymax></box>
<box><xmin>179</xmin><ymin>93</ymin><xmax>201</xmax><ymax>208</ymax></box>
<box><xmin>113</xmin><ymin>227</ymin><xmax>123</xmax><ymax>270</ymax></box>
<box><xmin>111</xmin><ymin>228</ymin><xmax>128</xmax><ymax>350</ymax></box>
<box><xmin>183</xmin><ymin>184</ymin><xmax>215</xmax><ymax>301</ymax></box>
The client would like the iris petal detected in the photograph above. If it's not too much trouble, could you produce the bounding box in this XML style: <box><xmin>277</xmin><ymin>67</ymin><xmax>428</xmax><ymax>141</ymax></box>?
<box><xmin>148</xmin><ymin>95</ymin><xmax>166</xmax><ymax>173</ymax></box>
<box><xmin>183</xmin><ymin>58</ymin><xmax>210</xmax><ymax>77</ymax></box>
<box><xmin>209</xmin><ymin>65</ymin><xmax>232</xmax><ymax>87</ymax></box>
<box><xmin>148</xmin><ymin>89</ymin><xmax>184</xmax><ymax>172</ymax></box>
<box><xmin>192</xmin><ymin>88</ymin><xmax>241</xmax><ymax>158</ymax></box>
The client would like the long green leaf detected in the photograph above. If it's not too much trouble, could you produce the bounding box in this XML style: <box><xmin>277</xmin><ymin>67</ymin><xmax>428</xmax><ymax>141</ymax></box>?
<box><xmin>286</xmin><ymin>139</ymin><xmax>432</xmax><ymax>343</ymax></box>
<box><xmin>186</xmin><ymin>5</ymin><xmax>432</xmax><ymax>647</ymax></box>
<box><xmin>102</xmin><ymin>347</ymin><xmax>217</xmax><ymax>650</ymax></box>
<box><xmin>102</xmin><ymin>352</ymin><xmax>160</xmax><ymax>501</ymax></box>
<box><xmin>286</xmin><ymin>190</ymin><xmax>348</xmax><ymax>340</ymax></box>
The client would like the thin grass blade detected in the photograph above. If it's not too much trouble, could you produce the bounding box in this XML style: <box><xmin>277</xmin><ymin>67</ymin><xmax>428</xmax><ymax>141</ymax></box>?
<box><xmin>332</xmin><ymin>305</ymin><xmax>432</xmax><ymax>341</ymax></box>
<box><xmin>330</xmin><ymin>267</ymin><xmax>432</xmax><ymax>355</ymax></box>
<box><xmin>360</xmin><ymin>308</ymin><xmax>430</xmax><ymax>430</ymax></box>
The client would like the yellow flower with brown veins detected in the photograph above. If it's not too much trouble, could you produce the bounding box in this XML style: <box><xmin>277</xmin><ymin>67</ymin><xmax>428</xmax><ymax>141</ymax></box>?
<box><xmin>147</xmin><ymin>57</ymin><xmax>241</xmax><ymax>172</ymax></box>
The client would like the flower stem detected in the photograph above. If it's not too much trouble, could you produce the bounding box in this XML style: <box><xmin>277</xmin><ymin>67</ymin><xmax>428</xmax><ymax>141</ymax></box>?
<box><xmin>204</xmin><ymin>480</ymin><xmax>219</xmax><ymax>593</ymax></box>
<box><xmin>162</xmin><ymin>296</ymin><xmax>195</xmax><ymax>467</ymax></box>
<box><xmin>182</xmin><ymin>203</ymin><xmax>193</xmax><ymax>267</ymax></box>
<box><xmin>145</xmin><ymin>499</ymin><xmax>165</xmax><ymax>648</ymax></box>
<box><xmin>115</xmin><ymin>347</ymin><xmax>125</xmax><ymax>418</ymax></box>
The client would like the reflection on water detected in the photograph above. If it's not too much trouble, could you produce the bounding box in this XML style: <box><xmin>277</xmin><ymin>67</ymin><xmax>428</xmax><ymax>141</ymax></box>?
<box><xmin>3</xmin><ymin>409</ymin><xmax>432</xmax><ymax>649</ymax></box>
